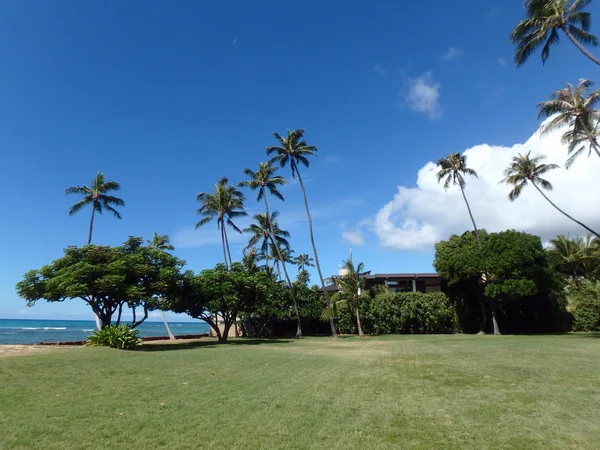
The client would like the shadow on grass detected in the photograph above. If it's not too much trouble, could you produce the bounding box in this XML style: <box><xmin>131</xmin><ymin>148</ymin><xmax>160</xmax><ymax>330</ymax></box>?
<box><xmin>137</xmin><ymin>338</ymin><xmax>294</xmax><ymax>352</ymax></box>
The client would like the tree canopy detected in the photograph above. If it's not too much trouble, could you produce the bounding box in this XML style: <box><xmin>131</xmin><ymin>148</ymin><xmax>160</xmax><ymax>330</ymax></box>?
<box><xmin>16</xmin><ymin>237</ymin><xmax>185</xmax><ymax>329</ymax></box>
<box><xmin>163</xmin><ymin>263</ymin><xmax>276</xmax><ymax>342</ymax></box>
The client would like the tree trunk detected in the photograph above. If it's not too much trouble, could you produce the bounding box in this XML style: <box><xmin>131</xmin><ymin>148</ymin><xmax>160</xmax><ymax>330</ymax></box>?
<box><xmin>477</xmin><ymin>295</ymin><xmax>487</xmax><ymax>335</ymax></box>
<box><xmin>263</xmin><ymin>196</ymin><xmax>302</xmax><ymax>337</ymax></box>
<box><xmin>295</xmin><ymin>165</ymin><xmax>338</xmax><ymax>338</ymax></box>
<box><xmin>161</xmin><ymin>311</ymin><xmax>175</xmax><ymax>340</ymax></box>
<box><xmin>220</xmin><ymin>223</ymin><xmax>229</xmax><ymax>270</ymax></box>
<box><xmin>533</xmin><ymin>182</ymin><xmax>600</xmax><ymax>238</ymax></box>
<box><xmin>562</xmin><ymin>26</ymin><xmax>600</xmax><ymax>67</ymax></box>
<box><xmin>491</xmin><ymin>300</ymin><xmax>501</xmax><ymax>335</ymax></box>
<box><xmin>223</xmin><ymin>225</ymin><xmax>233</xmax><ymax>267</ymax></box>
<box><xmin>275</xmin><ymin>260</ymin><xmax>282</xmax><ymax>280</ymax></box>
<box><xmin>220</xmin><ymin>322</ymin><xmax>232</xmax><ymax>343</ymax></box>
<box><xmin>459</xmin><ymin>183</ymin><xmax>481</xmax><ymax>249</ymax></box>
<box><xmin>88</xmin><ymin>205</ymin><xmax>96</xmax><ymax>245</ymax></box>
<box><xmin>355</xmin><ymin>298</ymin><xmax>364</xmax><ymax>337</ymax></box>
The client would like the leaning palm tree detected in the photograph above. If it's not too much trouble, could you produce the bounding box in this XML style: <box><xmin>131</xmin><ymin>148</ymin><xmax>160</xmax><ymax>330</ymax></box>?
<box><xmin>147</xmin><ymin>232</ymin><xmax>175</xmax><ymax>251</ymax></box>
<box><xmin>239</xmin><ymin>162</ymin><xmax>303</xmax><ymax>336</ymax></box>
<box><xmin>66</xmin><ymin>172</ymin><xmax>125</xmax><ymax>244</ymax></box>
<box><xmin>244</xmin><ymin>212</ymin><xmax>290</xmax><ymax>270</ymax></box>
<box><xmin>437</xmin><ymin>153</ymin><xmax>482</xmax><ymax>249</ymax></box>
<box><xmin>511</xmin><ymin>0</ymin><xmax>600</xmax><ymax>67</ymax></box>
<box><xmin>147</xmin><ymin>232</ymin><xmax>176</xmax><ymax>340</ymax></box>
<box><xmin>538</xmin><ymin>79</ymin><xmax>600</xmax><ymax>163</ymax></box>
<box><xmin>501</xmin><ymin>151</ymin><xmax>600</xmax><ymax>237</ymax></box>
<box><xmin>295</xmin><ymin>254</ymin><xmax>315</xmax><ymax>273</ymax></box>
<box><xmin>195</xmin><ymin>177</ymin><xmax>247</xmax><ymax>269</ymax></box>
<box><xmin>267</xmin><ymin>129</ymin><xmax>338</xmax><ymax>338</ymax></box>
<box><xmin>336</xmin><ymin>260</ymin><xmax>367</xmax><ymax>337</ymax></box>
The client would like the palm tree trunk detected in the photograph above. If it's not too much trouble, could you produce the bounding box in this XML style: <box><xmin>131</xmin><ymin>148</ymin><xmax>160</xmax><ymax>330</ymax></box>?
<box><xmin>295</xmin><ymin>165</ymin><xmax>337</xmax><ymax>338</ymax></box>
<box><xmin>263</xmin><ymin>196</ymin><xmax>303</xmax><ymax>337</ymax></box>
<box><xmin>88</xmin><ymin>206</ymin><xmax>96</xmax><ymax>245</ymax></box>
<box><xmin>533</xmin><ymin>182</ymin><xmax>600</xmax><ymax>238</ymax></box>
<box><xmin>220</xmin><ymin>223</ymin><xmax>229</xmax><ymax>270</ymax></box>
<box><xmin>355</xmin><ymin>298</ymin><xmax>364</xmax><ymax>337</ymax></box>
<box><xmin>223</xmin><ymin>226</ymin><xmax>233</xmax><ymax>267</ymax></box>
<box><xmin>275</xmin><ymin>260</ymin><xmax>282</xmax><ymax>280</ymax></box>
<box><xmin>459</xmin><ymin>183</ymin><xmax>481</xmax><ymax>249</ymax></box>
<box><xmin>562</xmin><ymin>26</ymin><xmax>600</xmax><ymax>67</ymax></box>
<box><xmin>161</xmin><ymin>311</ymin><xmax>176</xmax><ymax>340</ymax></box>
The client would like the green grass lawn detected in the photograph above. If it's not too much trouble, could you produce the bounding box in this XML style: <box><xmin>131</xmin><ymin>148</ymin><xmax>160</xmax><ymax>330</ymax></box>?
<box><xmin>2</xmin><ymin>334</ymin><xmax>600</xmax><ymax>449</ymax></box>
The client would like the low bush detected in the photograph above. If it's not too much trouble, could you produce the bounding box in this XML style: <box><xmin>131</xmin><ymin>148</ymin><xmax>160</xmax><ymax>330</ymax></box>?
<box><xmin>87</xmin><ymin>324</ymin><xmax>142</xmax><ymax>349</ymax></box>
<box><xmin>362</xmin><ymin>290</ymin><xmax>457</xmax><ymax>335</ymax></box>
<box><xmin>566</xmin><ymin>280</ymin><xmax>600</xmax><ymax>332</ymax></box>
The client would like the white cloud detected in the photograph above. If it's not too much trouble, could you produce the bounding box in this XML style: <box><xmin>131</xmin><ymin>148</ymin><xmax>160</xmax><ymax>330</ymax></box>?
<box><xmin>403</xmin><ymin>72</ymin><xmax>443</xmax><ymax>120</ymax></box>
<box><xmin>372</xmin><ymin>125</ymin><xmax>600</xmax><ymax>251</ymax></box>
<box><xmin>341</xmin><ymin>223</ymin><xmax>365</xmax><ymax>246</ymax></box>
<box><xmin>440</xmin><ymin>47</ymin><xmax>463</xmax><ymax>61</ymax></box>
<box><xmin>498</xmin><ymin>57</ymin><xmax>507</xmax><ymax>66</ymax></box>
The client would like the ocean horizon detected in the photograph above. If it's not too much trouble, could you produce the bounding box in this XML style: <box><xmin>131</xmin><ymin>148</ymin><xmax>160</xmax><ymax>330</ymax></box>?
<box><xmin>0</xmin><ymin>318</ymin><xmax>210</xmax><ymax>345</ymax></box>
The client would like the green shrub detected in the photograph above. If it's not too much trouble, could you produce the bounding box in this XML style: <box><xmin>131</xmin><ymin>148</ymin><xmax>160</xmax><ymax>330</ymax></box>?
<box><xmin>87</xmin><ymin>324</ymin><xmax>142</xmax><ymax>349</ymax></box>
<box><xmin>398</xmin><ymin>292</ymin><xmax>457</xmax><ymax>334</ymax></box>
<box><xmin>566</xmin><ymin>280</ymin><xmax>600</xmax><ymax>332</ymax></box>
<box><xmin>363</xmin><ymin>290</ymin><xmax>457</xmax><ymax>335</ymax></box>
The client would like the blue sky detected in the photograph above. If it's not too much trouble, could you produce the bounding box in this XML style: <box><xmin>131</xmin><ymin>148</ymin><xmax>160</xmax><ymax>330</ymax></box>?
<box><xmin>2</xmin><ymin>0</ymin><xmax>599</xmax><ymax>320</ymax></box>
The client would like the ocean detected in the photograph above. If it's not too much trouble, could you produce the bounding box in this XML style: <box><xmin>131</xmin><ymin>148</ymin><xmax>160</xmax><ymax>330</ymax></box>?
<box><xmin>0</xmin><ymin>319</ymin><xmax>210</xmax><ymax>345</ymax></box>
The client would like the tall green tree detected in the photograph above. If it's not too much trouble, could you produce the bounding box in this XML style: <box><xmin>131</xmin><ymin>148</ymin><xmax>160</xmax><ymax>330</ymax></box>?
<box><xmin>511</xmin><ymin>0</ymin><xmax>600</xmax><ymax>67</ymax></box>
<box><xmin>295</xmin><ymin>254</ymin><xmax>315</xmax><ymax>272</ymax></box>
<box><xmin>437</xmin><ymin>153</ymin><xmax>482</xmax><ymax>249</ymax></box>
<box><xmin>538</xmin><ymin>79</ymin><xmax>600</xmax><ymax>165</ymax></box>
<box><xmin>195</xmin><ymin>177</ymin><xmax>247</xmax><ymax>269</ymax></box>
<box><xmin>66</xmin><ymin>172</ymin><xmax>125</xmax><ymax>245</ymax></box>
<box><xmin>335</xmin><ymin>260</ymin><xmax>367</xmax><ymax>336</ymax></box>
<box><xmin>164</xmin><ymin>263</ymin><xmax>274</xmax><ymax>343</ymax></box>
<box><xmin>501</xmin><ymin>151</ymin><xmax>600</xmax><ymax>237</ymax></box>
<box><xmin>239</xmin><ymin>162</ymin><xmax>304</xmax><ymax>337</ymax></box>
<box><xmin>147</xmin><ymin>232</ymin><xmax>176</xmax><ymax>340</ymax></box>
<box><xmin>267</xmin><ymin>129</ymin><xmax>338</xmax><ymax>338</ymax></box>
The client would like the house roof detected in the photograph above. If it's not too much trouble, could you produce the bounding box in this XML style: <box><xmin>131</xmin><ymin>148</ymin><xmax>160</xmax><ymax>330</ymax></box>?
<box><xmin>364</xmin><ymin>273</ymin><xmax>439</xmax><ymax>279</ymax></box>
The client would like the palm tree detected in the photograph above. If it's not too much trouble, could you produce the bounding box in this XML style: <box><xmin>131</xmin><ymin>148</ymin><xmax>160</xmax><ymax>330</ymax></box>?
<box><xmin>437</xmin><ymin>153</ymin><xmax>482</xmax><ymax>249</ymax></box>
<box><xmin>296</xmin><ymin>269</ymin><xmax>311</xmax><ymax>285</ymax></box>
<box><xmin>267</xmin><ymin>129</ymin><xmax>338</xmax><ymax>338</ymax></box>
<box><xmin>538</xmin><ymin>79</ymin><xmax>600</xmax><ymax>163</ymax></box>
<box><xmin>561</xmin><ymin>118</ymin><xmax>600</xmax><ymax>168</ymax></box>
<box><xmin>147</xmin><ymin>232</ymin><xmax>176</xmax><ymax>340</ymax></box>
<box><xmin>238</xmin><ymin>162</ymin><xmax>303</xmax><ymax>337</ymax></box>
<box><xmin>511</xmin><ymin>0</ymin><xmax>600</xmax><ymax>67</ymax></box>
<box><xmin>295</xmin><ymin>254</ymin><xmax>315</xmax><ymax>272</ymax></box>
<box><xmin>336</xmin><ymin>260</ymin><xmax>367</xmax><ymax>337</ymax></box>
<box><xmin>549</xmin><ymin>234</ymin><xmax>599</xmax><ymax>277</ymax></box>
<box><xmin>66</xmin><ymin>172</ymin><xmax>125</xmax><ymax>244</ymax></box>
<box><xmin>147</xmin><ymin>232</ymin><xmax>174</xmax><ymax>251</ymax></box>
<box><xmin>501</xmin><ymin>151</ymin><xmax>600</xmax><ymax>237</ymax></box>
<box><xmin>195</xmin><ymin>177</ymin><xmax>247</xmax><ymax>269</ymax></box>
<box><xmin>244</xmin><ymin>212</ymin><xmax>290</xmax><ymax>270</ymax></box>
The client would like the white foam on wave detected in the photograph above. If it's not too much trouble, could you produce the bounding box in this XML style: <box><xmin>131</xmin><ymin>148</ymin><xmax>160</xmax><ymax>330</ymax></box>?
<box><xmin>82</xmin><ymin>329</ymin><xmax>94</xmax><ymax>332</ymax></box>
<box><xmin>21</xmin><ymin>327</ymin><xmax>67</xmax><ymax>330</ymax></box>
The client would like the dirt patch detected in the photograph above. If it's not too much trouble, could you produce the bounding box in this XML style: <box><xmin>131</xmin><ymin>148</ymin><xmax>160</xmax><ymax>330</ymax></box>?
<box><xmin>0</xmin><ymin>345</ymin><xmax>79</xmax><ymax>358</ymax></box>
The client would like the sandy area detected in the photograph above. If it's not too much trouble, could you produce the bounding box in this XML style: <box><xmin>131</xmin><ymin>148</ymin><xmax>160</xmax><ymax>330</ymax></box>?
<box><xmin>0</xmin><ymin>345</ymin><xmax>79</xmax><ymax>358</ymax></box>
